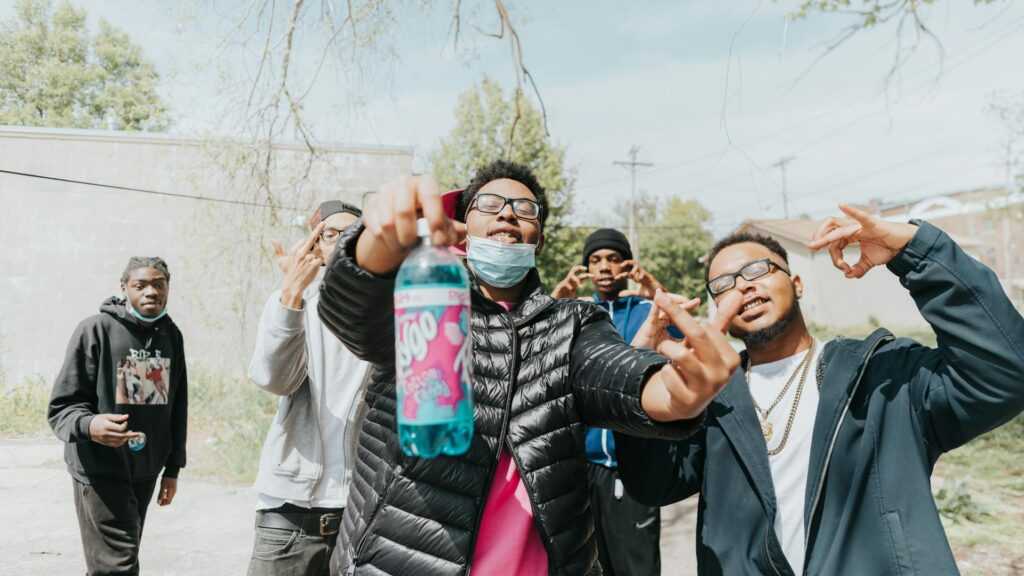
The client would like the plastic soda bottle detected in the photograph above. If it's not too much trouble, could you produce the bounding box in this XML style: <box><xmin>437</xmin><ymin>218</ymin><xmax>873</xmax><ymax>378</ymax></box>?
<box><xmin>394</xmin><ymin>219</ymin><xmax>473</xmax><ymax>457</ymax></box>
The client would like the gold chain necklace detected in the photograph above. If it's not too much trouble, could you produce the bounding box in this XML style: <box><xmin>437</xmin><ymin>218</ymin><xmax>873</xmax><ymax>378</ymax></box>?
<box><xmin>745</xmin><ymin>341</ymin><xmax>816</xmax><ymax>447</ymax></box>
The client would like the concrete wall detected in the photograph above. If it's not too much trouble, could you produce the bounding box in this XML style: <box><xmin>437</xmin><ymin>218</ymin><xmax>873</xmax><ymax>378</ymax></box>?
<box><xmin>0</xmin><ymin>126</ymin><xmax>413</xmax><ymax>384</ymax></box>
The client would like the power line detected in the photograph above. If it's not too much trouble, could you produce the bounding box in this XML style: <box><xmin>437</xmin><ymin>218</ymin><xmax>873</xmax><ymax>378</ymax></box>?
<box><xmin>0</xmin><ymin>168</ymin><xmax>308</xmax><ymax>212</ymax></box>
<box><xmin>574</xmin><ymin>15</ymin><xmax>1024</xmax><ymax>197</ymax></box>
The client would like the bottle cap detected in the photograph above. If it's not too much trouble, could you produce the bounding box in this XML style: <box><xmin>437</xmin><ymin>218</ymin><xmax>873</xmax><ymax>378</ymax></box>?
<box><xmin>417</xmin><ymin>218</ymin><xmax>430</xmax><ymax>237</ymax></box>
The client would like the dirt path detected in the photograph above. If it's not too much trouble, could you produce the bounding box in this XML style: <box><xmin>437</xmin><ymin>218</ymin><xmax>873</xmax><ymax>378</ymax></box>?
<box><xmin>0</xmin><ymin>439</ymin><xmax>255</xmax><ymax>576</ymax></box>
<box><xmin>0</xmin><ymin>438</ymin><xmax>698</xmax><ymax>575</ymax></box>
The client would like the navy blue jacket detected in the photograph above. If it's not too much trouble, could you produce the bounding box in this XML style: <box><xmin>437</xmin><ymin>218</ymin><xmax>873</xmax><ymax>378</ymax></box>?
<box><xmin>616</xmin><ymin>221</ymin><xmax>1024</xmax><ymax>575</ymax></box>
<box><xmin>586</xmin><ymin>295</ymin><xmax>652</xmax><ymax>467</ymax></box>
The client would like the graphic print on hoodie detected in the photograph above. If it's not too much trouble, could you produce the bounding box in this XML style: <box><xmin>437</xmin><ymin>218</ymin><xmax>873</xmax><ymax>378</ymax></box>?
<box><xmin>48</xmin><ymin>297</ymin><xmax>188</xmax><ymax>484</ymax></box>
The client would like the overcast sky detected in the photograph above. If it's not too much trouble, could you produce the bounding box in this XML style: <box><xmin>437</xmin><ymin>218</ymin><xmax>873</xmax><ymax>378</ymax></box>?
<box><xmin>7</xmin><ymin>0</ymin><xmax>1024</xmax><ymax>235</ymax></box>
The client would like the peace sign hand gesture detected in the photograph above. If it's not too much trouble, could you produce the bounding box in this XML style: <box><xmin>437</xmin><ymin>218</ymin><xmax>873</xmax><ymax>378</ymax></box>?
<box><xmin>807</xmin><ymin>204</ymin><xmax>918</xmax><ymax>279</ymax></box>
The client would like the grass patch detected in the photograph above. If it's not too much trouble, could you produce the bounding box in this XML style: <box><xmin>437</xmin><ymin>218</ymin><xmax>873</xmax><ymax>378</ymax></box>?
<box><xmin>0</xmin><ymin>376</ymin><xmax>51</xmax><ymax>437</ymax></box>
<box><xmin>935</xmin><ymin>415</ymin><xmax>1024</xmax><ymax>574</ymax></box>
<box><xmin>809</xmin><ymin>321</ymin><xmax>938</xmax><ymax>347</ymax></box>
<box><xmin>0</xmin><ymin>369</ymin><xmax>277</xmax><ymax>486</ymax></box>
<box><xmin>177</xmin><ymin>368</ymin><xmax>278</xmax><ymax>485</ymax></box>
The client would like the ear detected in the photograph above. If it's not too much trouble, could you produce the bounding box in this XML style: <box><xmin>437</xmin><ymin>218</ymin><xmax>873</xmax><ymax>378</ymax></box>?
<box><xmin>535</xmin><ymin>231</ymin><xmax>545</xmax><ymax>255</ymax></box>
<box><xmin>792</xmin><ymin>274</ymin><xmax>804</xmax><ymax>299</ymax></box>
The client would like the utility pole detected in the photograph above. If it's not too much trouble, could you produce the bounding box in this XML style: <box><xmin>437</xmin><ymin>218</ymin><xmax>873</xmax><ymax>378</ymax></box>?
<box><xmin>772</xmin><ymin>155</ymin><xmax>796</xmax><ymax>219</ymax></box>
<box><xmin>613</xmin><ymin>146</ymin><xmax>653</xmax><ymax>259</ymax></box>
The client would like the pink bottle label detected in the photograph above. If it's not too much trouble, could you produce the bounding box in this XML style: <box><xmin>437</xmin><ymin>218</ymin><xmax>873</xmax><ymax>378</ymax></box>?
<box><xmin>394</xmin><ymin>288</ymin><xmax>473</xmax><ymax>425</ymax></box>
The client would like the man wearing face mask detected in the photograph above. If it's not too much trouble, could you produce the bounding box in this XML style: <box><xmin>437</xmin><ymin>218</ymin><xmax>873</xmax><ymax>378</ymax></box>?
<box><xmin>48</xmin><ymin>257</ymin><xmax>187</xmax><ymax>576</ymax></box>
<box><xmin>317</xmin><ymin>160</ymin><xmax>745</xmax><ymax>576</ymax></box>
<box><xmin>247</xmin><ymin>201</ymin><xmax>368</xmax><ymax>576</ymax></box>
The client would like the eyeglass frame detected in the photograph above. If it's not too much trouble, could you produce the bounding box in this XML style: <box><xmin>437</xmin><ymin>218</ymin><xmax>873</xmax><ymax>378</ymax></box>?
<box><xmin>706</xmin><ymin>258</ymin><xmax>790</xmax><ymax>297</ymax></box>
<box><xmin>319</xmin><ymin>226</ymin><xmax>347</xmax><ymax>244</ymax></box>
<box><xmin>467</xmin><ymin>192</ymin><xmax>543</xmax><ymax>221</ymax></box>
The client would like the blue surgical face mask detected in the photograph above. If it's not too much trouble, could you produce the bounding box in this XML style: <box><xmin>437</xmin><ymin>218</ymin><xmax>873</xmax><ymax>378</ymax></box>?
<box><xmin>466</xmin><ymin>236</ymin><xmax>537</xmax><ymax>288</ymax></box>
<box><xmin>126</xmin><ymin>300</ymin><xmax>167</xmax><ymax>323</ymax></box>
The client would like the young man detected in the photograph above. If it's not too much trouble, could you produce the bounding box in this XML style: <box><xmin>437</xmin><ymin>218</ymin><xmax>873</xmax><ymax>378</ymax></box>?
<box><xmin>551</xmin><ymin>228</ymin><xmax>685</xmax><ymax>576</ymax></box>
<box><xmin>317</xmin><ymin>160</ymin><xmax>744</xmax><ymax>576</ymax></box>
<box><xmin>48</xmin><ymin>257</ymin><xmax>187</xmax><ymax>576</ymax></box>
<box><xmin>617</xmin><ymin>206</ymin><xmax>1024</xmax><ymax>575</ymax></box>
<box><xmin>247</xmin><ymin>200</ymin><xmax>367</xmax><ymax>576</ymax></box>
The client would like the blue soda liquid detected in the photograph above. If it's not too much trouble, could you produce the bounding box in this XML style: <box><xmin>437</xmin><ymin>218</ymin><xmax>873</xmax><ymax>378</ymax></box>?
<box><xmin>395</xmin><ymin>239</ymin><xmax>473</xmax><ymax>458</ymax></box>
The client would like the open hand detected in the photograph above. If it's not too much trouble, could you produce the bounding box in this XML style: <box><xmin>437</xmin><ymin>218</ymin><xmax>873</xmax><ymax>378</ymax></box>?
<box><xmin>807</xmin><ymin>204</ymin><xmax>918</xmax><ymax>279</ymax></box>
<box><xmin>617</xmin><ymin>260</ymin><xmax>665</xmax><ymax>299</ymax></box>
<box><xmin>88</xmin><ymin>414</ymin><xmax>140</xmax><ymax>448</ymax></box>
<box><xmin>551</xmin><ymin>265</ymin><xmax>592</xmax><ymax>299</ymax></box>
<box><xmin>641</xmin><ymin>291</ymin><xmax>743</xmax><ymax>422</ymax></box>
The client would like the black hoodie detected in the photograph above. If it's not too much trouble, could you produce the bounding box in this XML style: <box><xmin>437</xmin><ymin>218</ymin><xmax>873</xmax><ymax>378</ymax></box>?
<box><xmin>48</xmin><ymin>297</ymin><xmax>187</xmax><ymax>484</ymax></box>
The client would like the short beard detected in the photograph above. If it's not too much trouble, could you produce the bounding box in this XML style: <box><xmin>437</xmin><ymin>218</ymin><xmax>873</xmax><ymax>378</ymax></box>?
<box><xmin>736</xmin><ymin>299</ymin><xmax>801</xmax><ymax>349</ymax></box>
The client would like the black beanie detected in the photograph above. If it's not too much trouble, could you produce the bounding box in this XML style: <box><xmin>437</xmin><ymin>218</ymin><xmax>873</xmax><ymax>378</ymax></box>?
<box><xmin>582</xmin><ymin>228</ymin><xmax>633</xmax><ymax>265</ymax></box>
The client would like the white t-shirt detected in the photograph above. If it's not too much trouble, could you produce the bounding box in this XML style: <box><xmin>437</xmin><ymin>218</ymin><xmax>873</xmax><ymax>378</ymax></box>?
<box><xmin>746</xmin><ymin>340</ymin><xmax>823</xmax><ymax>576</ymax></box>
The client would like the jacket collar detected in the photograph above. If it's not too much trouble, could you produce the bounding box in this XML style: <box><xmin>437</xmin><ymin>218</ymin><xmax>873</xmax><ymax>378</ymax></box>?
<box><xmin>711</xmin><ymin>329</ymin><xmax>893</xmax><ymax>519</ymax></box>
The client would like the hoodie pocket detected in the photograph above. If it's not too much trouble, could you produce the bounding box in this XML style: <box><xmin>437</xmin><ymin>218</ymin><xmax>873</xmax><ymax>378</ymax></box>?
<box><xmin>884</xmin><ymin>510</ymin><xmax>917</xmax><ymax>576</ymax></box>
<box><xmin>272</xmin><ymin>385</ymin><xmax>321</xmax><ymax>480</ymax></box>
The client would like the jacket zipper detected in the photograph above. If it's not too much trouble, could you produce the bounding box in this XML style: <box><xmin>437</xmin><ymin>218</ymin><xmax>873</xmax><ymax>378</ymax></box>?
<box><xmin>349</xmin><ymin>462</ymin><xmax>402</xmax><ymax>574</ymax></box>
<box><xmin>463</xmin><ymin>311</ymin><xmax>519</xmax><ymax>576</ymax></box>
<box><xmin>801</xmin><ymin>335</ymin><xmax>892</xmax><ymax>575</ymax></box>
<box><xmin>765</xmin><ymin>528</ymin><xmax>784</xmax><ymax>576</ymax></box>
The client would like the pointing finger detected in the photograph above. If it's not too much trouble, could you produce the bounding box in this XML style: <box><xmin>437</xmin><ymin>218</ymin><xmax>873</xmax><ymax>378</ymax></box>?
<box><xmin>807</xmin><ymin>223</ymin><xmax>860</xmax><ymax>251</ymax></box>
<box><xmin>839</xmin><ymin>203</ymin><xmax>875</xmax><ymax>225</ymax></box>
<box><xmin>709</xmin><ymin>291</ymin><xmax>742</xmax><ymax>334</ymax></box>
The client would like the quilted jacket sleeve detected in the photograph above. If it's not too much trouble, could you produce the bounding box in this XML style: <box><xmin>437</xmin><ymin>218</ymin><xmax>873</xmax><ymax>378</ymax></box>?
<box><xmin>571</xmin><ymin>303</ymin><xmax>703</xmax><ymax>441</ymax></box>
<box><xmin>318</xmin><ymin>221</ymin><xmax>397</xmax><ymax>366</ymax></box>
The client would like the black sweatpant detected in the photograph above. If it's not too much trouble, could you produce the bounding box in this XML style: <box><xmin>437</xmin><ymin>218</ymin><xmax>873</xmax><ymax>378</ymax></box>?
<box><xmin>588</xmin><ymin>463</ymin><xmax>661</xmax><ymax>576</ymax></box>
<box><xmin>72</xmin><ymin>477</ymin><xmax>159</xmax><ymax>576</ymax></box>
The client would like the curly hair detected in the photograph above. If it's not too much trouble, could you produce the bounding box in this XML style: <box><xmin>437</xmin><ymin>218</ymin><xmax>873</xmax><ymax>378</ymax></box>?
<box><xmin>456</xmin><ymin>160</ymin><xmax>549</xmax><ymax>230</ymax></box>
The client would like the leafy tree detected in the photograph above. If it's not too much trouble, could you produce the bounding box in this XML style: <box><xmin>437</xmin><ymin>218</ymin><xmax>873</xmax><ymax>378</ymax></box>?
<box><xmin>0</xmin><ymin>0</ymin><xmax>168</xmax><ymax>130</ymax></box>
<box><xmin>638</xmin><ymin>197</ymin><xmax>714</xmax><ymax>299</ymax></box>
<box><xmin>603</xmin><ymin>191</ymin><xmax>713</xmax><ymax>299</ymax></box>
<box><xmin>431</xmin><ymin>77</ymin><xmax>585</xmax><ymax>288</ymax></box>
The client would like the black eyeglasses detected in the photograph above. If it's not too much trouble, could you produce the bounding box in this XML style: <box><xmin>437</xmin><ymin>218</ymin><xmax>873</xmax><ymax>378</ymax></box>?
<box><xmin>468</xmin><ymin>193</ymin><xmax>542</xmax><ymax>221</ymax></box>
<box><xmin>706</xmin><ymin>258</ymin><xmax>790</xmax><ymax>296</ymax></box>
<box><xmin>319</xmin><ymin>227</ymin><xmax>345</xmax><ymax>243</ymax></box>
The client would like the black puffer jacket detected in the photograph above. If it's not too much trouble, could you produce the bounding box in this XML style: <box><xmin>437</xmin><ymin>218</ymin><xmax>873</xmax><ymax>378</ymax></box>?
<box><xmin>318</xmin><ymin>223</ymin><xmax>701</xmax><ymax>576</ymax></box>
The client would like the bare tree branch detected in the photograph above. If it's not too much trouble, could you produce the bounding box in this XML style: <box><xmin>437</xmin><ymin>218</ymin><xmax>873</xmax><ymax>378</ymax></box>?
<box><xmin>447</xmin><ymin>0</ymin><xmax>463</xmax><ymax>49</ymax></box>
<box><xmin>488</xmin><ymin>0</ymin><xmax>548</xmax><ymax>156</ymax></box>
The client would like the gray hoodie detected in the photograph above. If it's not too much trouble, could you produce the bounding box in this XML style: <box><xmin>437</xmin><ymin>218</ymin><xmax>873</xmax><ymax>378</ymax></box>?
<box><xmin>249</xmin><ymin>278</ymin><xmax>368</xmax><ymax>506</ymax></box>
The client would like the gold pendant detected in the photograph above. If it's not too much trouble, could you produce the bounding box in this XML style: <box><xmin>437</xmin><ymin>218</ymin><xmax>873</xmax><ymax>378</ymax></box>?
<box><xmin>761</xmin><ymin>419</ymin><xmax>773</xmax><ymax>441</ymax></box>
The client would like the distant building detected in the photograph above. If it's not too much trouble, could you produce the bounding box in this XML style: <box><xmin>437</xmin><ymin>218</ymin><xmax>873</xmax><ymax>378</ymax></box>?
<box><xmin>873</xmin><ymin>186</ymin><xmax>1024</xmax><ymax>308</ymax></box>
<box><xmin>729</xmin><ymin>186</ymin><xmax>1024</xmax><ymax>330</ymax></box>
<box><xmin>0</xmin><ymin>126</ymin><xmax>413</xmax><ymax>384</ymax></box>
<box><xmin>731</xmin><ymin>219</ymin><xmax>927</xmax><ymax>330</ymax></box>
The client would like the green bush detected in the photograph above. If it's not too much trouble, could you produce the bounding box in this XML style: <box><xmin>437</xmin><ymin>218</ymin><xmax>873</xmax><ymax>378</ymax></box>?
<box><xmin>0</xmin><ymin>376</ymin><xmax>51</xmax><ymax>437</ymax></box>
<box><xmin>187</xmin><ymin>368</ymin><xmax>277</xmax><ymax>484</ymax></box>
